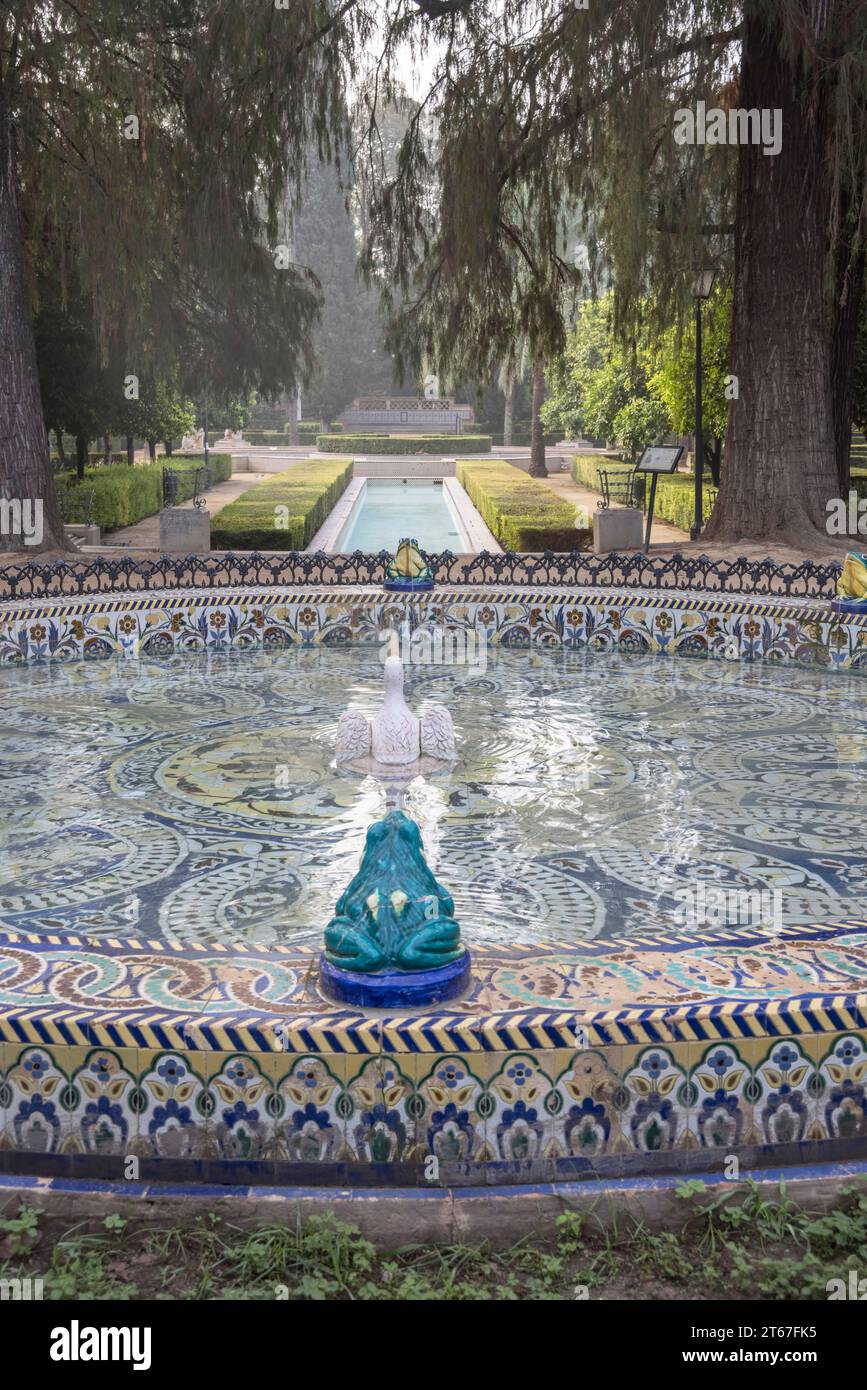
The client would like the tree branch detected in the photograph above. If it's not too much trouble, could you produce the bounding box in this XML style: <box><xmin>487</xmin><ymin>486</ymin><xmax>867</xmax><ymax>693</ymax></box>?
<box><xmin>410</xmin><ymin>0</ymin><xmax>474</xmax><ymax>16</ymax></box>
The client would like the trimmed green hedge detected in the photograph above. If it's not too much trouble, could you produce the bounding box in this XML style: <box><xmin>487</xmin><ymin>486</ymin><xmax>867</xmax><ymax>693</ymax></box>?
<box><xmin>571</xmin><ymin>454</ymin><xmax>716</xmax><ymax>531</ymax></box>
<box><xmin>457</xmin><ymin>460</ymin><xmax>586</xmax><ymax>551</ymax></box>
<box><xmin>853</xmin><ymin>467</ymin><xmax>867</xmax><ymax>498</ymax></box>
<box><xmin>317</xmin><ymin>434</ymin><xmax>493</xmax><ymax>455</ymax></box>
<box><xmin>56</xmin><ymin>454</ymin><xmax>231</xmax><ymax>531</ymax></box>
<box><xmin>211</xmin><ymin>458</ymin><xmax>353</xmax><ymax>551</ymax></box>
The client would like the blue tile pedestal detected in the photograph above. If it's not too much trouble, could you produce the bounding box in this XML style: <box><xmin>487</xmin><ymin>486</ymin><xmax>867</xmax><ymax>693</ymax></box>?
<box><xmin>382</xmin><ymin>577</ymin><xmax>434</xmax><ymax>592</ymax></box>
<box><xmin>319</xmin><ymin>950</ymin><xmax>471</xmax><ymax>1007</ymax></box>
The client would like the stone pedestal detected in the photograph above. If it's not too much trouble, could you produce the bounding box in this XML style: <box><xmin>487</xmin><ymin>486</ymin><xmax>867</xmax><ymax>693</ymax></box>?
<box><xmin>160</xmin><ymin>507</ymin><xmax>210</xmax><ymax>554</ymax></box>
<box><xmin>593</xmin><ymin>506</ymin><xmax>643</xmax><ymax>554</ymax></box>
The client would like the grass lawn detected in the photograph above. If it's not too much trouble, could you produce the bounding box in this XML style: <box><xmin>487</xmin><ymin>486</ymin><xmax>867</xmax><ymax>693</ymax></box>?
<box><xmin>3</xmin><ymin>1179</ymin><xmax>866</xmax><ymax>1301</ymax></box>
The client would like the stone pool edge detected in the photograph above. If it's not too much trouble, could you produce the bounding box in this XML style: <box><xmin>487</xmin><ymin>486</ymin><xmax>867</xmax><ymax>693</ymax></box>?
<box><xmin>1</xmin><ymin>1159</ymin><xmax>865</xmax><ymax>1242</ymax></box>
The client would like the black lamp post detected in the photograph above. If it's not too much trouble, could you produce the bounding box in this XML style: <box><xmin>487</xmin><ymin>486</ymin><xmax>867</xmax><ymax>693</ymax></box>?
<box><xmin>690</xmin><ymin>268</ymin><xmax>716</xmax><ymax>541</ymax></box>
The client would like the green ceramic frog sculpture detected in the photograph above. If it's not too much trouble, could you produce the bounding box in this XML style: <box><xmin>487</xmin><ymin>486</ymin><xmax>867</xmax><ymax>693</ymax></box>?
<box><xmin>384</xmin><ymin>538</ymin><xmax>434</xmax><ymax>591</ymax></box>
<box><xmin>323</xmin><ymin>811</ymin><xmax>465</xmax><ymax>973</ymax></box>
<box><xmin>838</xmin><ymin>552</ymin><xmax>867</xmax><ymax>609</ymax></box>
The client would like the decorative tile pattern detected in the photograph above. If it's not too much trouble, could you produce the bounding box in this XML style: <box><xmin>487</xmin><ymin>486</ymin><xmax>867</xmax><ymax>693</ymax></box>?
<box><xmin>1</xmin><ymin>921</ymin><xmax>866</xmax><ymax>1053</ymax></box>
<box><xmin>0</xmin><ymin>581</ymin><xmax>865</xmax><ymax>1178</ymax></box>
<box><xmin>3</xmin><ymin>1032</ymin><xmax>866</xmax><ymax>1169</ymax></box>
<box><xmin>0</xmin><ymin>635</ymin><xmax>865</xmax><ymax>951</ymax></box>
<box><xmin>1</xmin><ymin>584</ymin><xmax>866</xmax><ymax>668</ymax></box>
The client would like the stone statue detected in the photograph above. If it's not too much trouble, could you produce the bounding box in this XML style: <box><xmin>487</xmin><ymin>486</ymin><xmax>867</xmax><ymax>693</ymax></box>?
<box><xmin>838</xmin><ymin>552</ymin><xmax>867</xmax><ymax>609</ymax></box>
<box><xmin>384</xmin><ymin>537</ymin><xmax>434</xmax><ymax>592</ymax></box>
<box><xmin>335</xmin><ymin>655</ymin><xmax>455</xmax><ymax>766</ymax></box>
<box><xmin>323</xmin><ymin>810</ymin><xmax>465</xmax><ymax>973</ymax></box>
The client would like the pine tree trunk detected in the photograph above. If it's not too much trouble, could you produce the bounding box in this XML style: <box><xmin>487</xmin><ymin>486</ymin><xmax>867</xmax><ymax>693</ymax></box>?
<box><xmin>528</xmin><ymin>359</ymin><xmax>547</xmax><ymax>477</ymax></box>
<box><xmin>831</xmin><ymin>241</ymin><xmax>865</xmax><ymax>496</ymax></box>
<box><xmin>704</xmin><ymin>6</ymin><xmax>838</xmax><ymax>545</ymax></box>
<box><xmin>503</xmin><ymin>375</ymin><xmax>515</xmax><ymax>446</ymax></box>
<box><xmin>0</xmin><ymin>89</ymin><xmax>67</xmax><ymax>553</ymax></box>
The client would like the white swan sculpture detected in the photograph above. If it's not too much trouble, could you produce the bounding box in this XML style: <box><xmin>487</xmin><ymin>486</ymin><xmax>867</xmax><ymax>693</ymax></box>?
<box><xmin>336</xmin><ymin>655</ymin><xmax>456</xmax><ymax>765</ymax></box>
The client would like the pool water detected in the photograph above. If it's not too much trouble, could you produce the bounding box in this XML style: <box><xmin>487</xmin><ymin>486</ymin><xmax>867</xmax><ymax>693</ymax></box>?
<box><xmin>339</xmin><ymin>480</ymin><xmax>464</xmax><ymax>552</ymax></box>
<box><xmin>1</xmin><ymin>646</ymin><xmax>865</xmax><ymax>947</ymax></box>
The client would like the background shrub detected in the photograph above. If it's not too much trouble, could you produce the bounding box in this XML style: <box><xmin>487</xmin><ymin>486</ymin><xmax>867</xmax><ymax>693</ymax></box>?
<box><xmin>56</xmin><ymin>454</ymin><xmax>231</xmax><ymax>530</ymax></box>
<box><xmin>317</xmin><ymin>434</ymin><xmax>492</xmax><ymax>454</ymax></box>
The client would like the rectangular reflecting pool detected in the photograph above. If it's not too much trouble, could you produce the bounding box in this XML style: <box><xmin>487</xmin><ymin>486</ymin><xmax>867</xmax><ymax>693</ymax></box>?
<box><xmin>338</xmin><ymin>479</ymin><xmax>467</xmax><ymax>552</ymax></box>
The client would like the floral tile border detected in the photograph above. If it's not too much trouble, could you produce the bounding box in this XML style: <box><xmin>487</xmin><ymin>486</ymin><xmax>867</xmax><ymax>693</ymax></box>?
<box><xmin>3</xmin><ymin>1031</ymin><xmax>865</xmax><ymax>1168</ymax></box>
<box><xmin>1</xmin><ymin>585</ymin><xmax>865</xmax><ymax>669</ymax></box>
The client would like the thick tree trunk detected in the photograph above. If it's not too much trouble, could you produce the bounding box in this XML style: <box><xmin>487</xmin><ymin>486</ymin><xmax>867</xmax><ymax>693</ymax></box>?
<box><xmin>830</xmin><ymin>241</ymin><xmax>865</xmax><ymax>496</ymax></box>
<box><xmin>147</xmin><ymin>439</ymin><xmax>157</xmax><ymax>461</ymax></box>
<box><xmin>528</xmin><ymin>358</ymin><xmax>547</xmax><ymax>477</ymax></box>
<box><xmin>503</xmin><ymin>374</ymin><xmax>516</xmax><ymax>446</ymax></box>
<box><xmin>163</xmin><ymin>439</ymin><xmax>173</xmax><ymax>457</ymax></box>
<box><xmin>0</xmin><ymin>90</ymin><xmax>67</xmax><ymax>552</ymax></box>
<box><xmin>705</xmin><ymin>6</ymin><xmax>838</xmax><ymax>545</ymax></box>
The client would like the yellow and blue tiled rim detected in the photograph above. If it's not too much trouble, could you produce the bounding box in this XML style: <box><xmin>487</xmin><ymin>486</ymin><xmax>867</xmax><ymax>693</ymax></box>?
<box><xmin>1</xmin><ymin>919</ymin><xmax>866</xmax><ymax>1055</ymax></box>
<box><xmin>1</xmin><ymin>582</ymin><xmax>866</xmax><ymax>667</ymax></box>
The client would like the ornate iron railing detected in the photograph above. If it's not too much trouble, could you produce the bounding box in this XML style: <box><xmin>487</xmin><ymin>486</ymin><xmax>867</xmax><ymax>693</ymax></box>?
<box><xmin>0</xmin><ymin>550</ymin><xmax>842</xmax><ymax>601</ymax></box>
<box><xmin>162</xmin><ymin>465</ymin><xmax>210</xmax><ymax>509</ymax></box>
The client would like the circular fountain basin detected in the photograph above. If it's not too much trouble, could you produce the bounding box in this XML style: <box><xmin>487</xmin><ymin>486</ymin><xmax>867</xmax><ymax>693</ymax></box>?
<box><xmin>0</xmin><ymin>583</ymin><xmax>865</xmax><ymax>1188</ymax></box>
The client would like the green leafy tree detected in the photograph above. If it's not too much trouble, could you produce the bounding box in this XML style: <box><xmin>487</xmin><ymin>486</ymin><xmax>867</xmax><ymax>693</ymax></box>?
<box><xmin>648</xmin><ymin>288</ymin><xmax>732</xmax><ymax>483</ymax></box>
<box><xmin>612</xmin><ymin>396</ymin><xmax>671</xmax><ymax>463</ymax></box>
<box><xmin>543</xmin><ymin>295</ymin><xmax>671</xmax><ymax>455</ymax></box>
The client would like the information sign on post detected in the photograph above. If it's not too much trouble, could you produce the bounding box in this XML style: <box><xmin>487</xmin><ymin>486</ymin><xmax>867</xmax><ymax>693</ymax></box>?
<box><xmin>634</xmin><ymin>445</ymin><xmax>684</xmax><ymax>551</ymax></box>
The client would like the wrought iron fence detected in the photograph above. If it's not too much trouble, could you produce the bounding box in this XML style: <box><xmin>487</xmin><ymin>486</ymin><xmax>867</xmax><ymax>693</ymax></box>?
<box><xmin>0</xmin><ymin>549</ymin><xmax>842</xmax><ymax>601</ymax></box>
